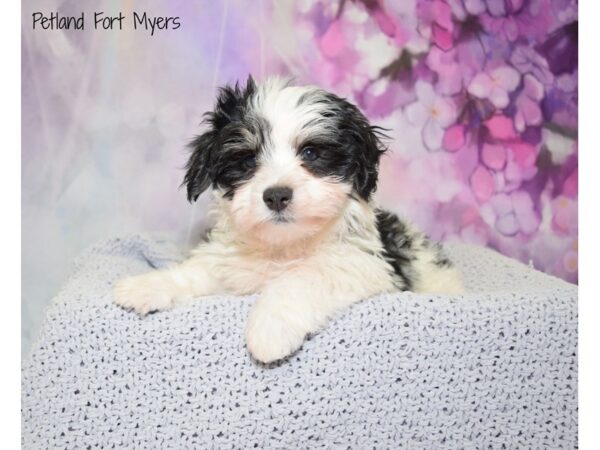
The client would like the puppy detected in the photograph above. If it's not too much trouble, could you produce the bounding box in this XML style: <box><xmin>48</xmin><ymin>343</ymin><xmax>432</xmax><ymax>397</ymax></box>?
<box><xmin>114</xmin><ymin>76</ymin><xmax>463</xmax><ymax>363</ymax></box>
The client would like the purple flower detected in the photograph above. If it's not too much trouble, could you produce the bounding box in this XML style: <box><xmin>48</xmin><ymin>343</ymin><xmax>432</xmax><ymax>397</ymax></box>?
<box><xmin>405</xmin><ymin>81</ymin><xmax>457</xmax><ymax>151</ymax></box>
<box><xmin>447</xmin><ymin>0</ymin><xmax>487</xmax><ymax>20</ymax></box>
<box><xmin>551</xmin><ymin>195</ymin><xmax>577</xmax><ymax>235</ymax></box>
<box><xmin>541</xmin><ymin>84</ymin><xmax>578</xmax><ymax>130</ymax></box>
<box><xmin>480</xmin><ymin>0</ymin><xmax>556</xmax><ymax>43</ymax></box>
<box><xmin>482</xmin><ymin>191</ymin><xmax>541</xmax><ymax>236</ymax></box>
<box><xmin>470</xmin><ymin>165</ymin><xmax>495</xmax><ymax>202</ymax></box>
<box><xmin>484</xmin><ymin>0</ymin><xmax>526</xmax><ymax>17</ymax></box>
<box><xmin>416</xmin><ymin>0</ymin><xmax>455</xmax><ymax>50</ymax></box>
<box><xmin>514</xmin><ymin>74</ymin><xmax>545</xmax><ymax>132</ymax></box>
<box><xmin>510</xmin><ymin>45</ymin><xmax>554</xmax><ymax>86</ymax></box>
<box><xmin>468</xmin><ymin>66</ymin><xmax>521</xmax><ymax>109</ymax></box>
<box><xmin>443</xmin><ymin>124</ymin><xmax>467</xmax><ymax>152</ymax></box>
<box><xmin>426</xmin><ymin>47</ymin><xmax>464</xmax><ymax>95</ymax></box>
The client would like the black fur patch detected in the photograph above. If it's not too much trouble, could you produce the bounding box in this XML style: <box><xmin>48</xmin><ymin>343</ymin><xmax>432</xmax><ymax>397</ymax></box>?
<box><xmin>433</xmin><ymin>247</ymin><xmax>452</xmax><ymax>268</ymax></box>
<box><xmin>375</xmin><ymin>209</ymin><xmax>455</xmax><ymax>290</ymax></box>
<box><xmin>296</xmin><ymin>92</ymin><xmax>388</xmax><ymax>200</ymax></box>
<box><xmin>375</xmin><ymin>209</ymin><xmax>417</xmax><ymax>290</ymax></box>
<box><xmin>184</xmin><ymin>76</ymin><xmax>268</xmax><ymax>201</ymax></box>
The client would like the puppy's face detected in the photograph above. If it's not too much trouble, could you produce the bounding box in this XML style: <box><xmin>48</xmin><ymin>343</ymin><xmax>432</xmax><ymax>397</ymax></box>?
<box><xmin>184</xmin><ymin>77</ymin><xmax>385</xmax><ymax>245</ymax></box>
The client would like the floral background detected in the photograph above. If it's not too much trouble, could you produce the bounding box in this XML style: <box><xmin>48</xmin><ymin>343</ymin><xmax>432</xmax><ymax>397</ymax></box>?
<box><xmin>22</xmin><ymin>0</ymin><xmax>577</xmax><ymax>354</ymax></box>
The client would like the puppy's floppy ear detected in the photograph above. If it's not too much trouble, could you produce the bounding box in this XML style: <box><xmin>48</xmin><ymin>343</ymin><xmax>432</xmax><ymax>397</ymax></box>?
<box><xmin>330</xmin><ymin>93</ymin><xmax>387</xmax><ymax>199</ymax></box>
<box><xmin>341</xmin><ymin>103</ymin><xmax>388</xmax><ymax>199</ymax></box>
<box><xmin>183</xmin><ymin>75</ymin><xmax>257</xmax><ymax>202</ymax></box>
<box><xmin>183</xmin><ymin>130</ymin><xmax>218</xmax><ymax>202</ymax></box>
<box><xmin>353</xmin><ymin>124</ymin><xmax>388</xmax><ymax>199</ymax></box>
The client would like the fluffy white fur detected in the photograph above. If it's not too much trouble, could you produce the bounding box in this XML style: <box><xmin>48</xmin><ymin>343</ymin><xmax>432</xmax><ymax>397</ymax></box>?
<box><xmin>115</xmin><ymin>78</ymin><xmax>463</xmax><ymax>363</ymax></box>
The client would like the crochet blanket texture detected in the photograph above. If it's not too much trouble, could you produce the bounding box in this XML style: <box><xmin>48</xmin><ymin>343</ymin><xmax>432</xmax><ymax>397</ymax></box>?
<box><xmin>22</xmin><ymin>235</ymin><xmax>577</xmax><ymax>449</ymax></box>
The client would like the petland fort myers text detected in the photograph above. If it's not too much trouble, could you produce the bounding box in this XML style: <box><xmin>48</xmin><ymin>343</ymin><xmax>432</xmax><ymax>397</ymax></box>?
<box><xmin>32</xmin><ymin>12</ymin><xmax>181</xmax><ymax>36</ymax></box>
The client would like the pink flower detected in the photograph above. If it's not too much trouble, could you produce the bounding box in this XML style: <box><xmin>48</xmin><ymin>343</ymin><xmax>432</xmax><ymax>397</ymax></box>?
<box><xmin>508</xmin><ymin>142</ymin><xmax>537</xmax><ymax>168</ymax></box>
<box><xmin>426</xmin><ymin>47</ymin><xmax>464</xmax><ymax>95</ymax></box>
<box><xmin>562</xmin><ymin>169</ymin><xmax>578</xmax><ymax>198</ymax></box>
<box><xmin>379</xmin><ymin>0</ymin><xmax>430</xmax><ymax>51</ymax></box>
<box><xmin>372</xmin><ymin>7</ymin><xmax>396</xmax><ymax>37</ymax></box>
<box><xmin>481</xmin><ymin>191</ymin><xmax>541</xmax><ymax>236</ymax></box>
<box><xmin>443</xmin><ymin>124</ymin><xmax>466</xmax><ymax>152</ymax></box>
<box><xmin>503</xmin><ymin>148</ymin><xmax>536</xmax><ymax>190</ymax></box>
<box><xmin>483</xmin><ymin>15</ymin><xmax>521</xmax><ymax>41</ymax></box>
<box><xmin>479</xmin><ymin>0</ymin><xmax>553</xmax><ymax>43</ymax></box>
<box><xmin>551</xmin><ymin>195</ymin><xmax>578</xmax><ymax>235</ymax></box>
<box><xmin>514</xmin><ymin>74</ymin><xmax>544</xmax><ymax>132</ymax></box>
<box><xmin>474</xmin><ymin>139</ymin><xmax>538</xmax><ymax>195</ymax></box>
<box><xmin>484</xmin><ymin>114</ymin><xmax>519</xmax><ymax>140</ymax></box>
<box><xmin>485</xmin><ymin>0</ymin><xmax>526</xmax><ymax>17</ymax></box>
<box><xmin>447</xmin><ymin>0</ymin><xmax>487</xmax><ymax>20</ymax></box>
<box><xmin>468</xmin><ymin>66</ymin><xmax>521</xmax><ymax>108</ymax></box>
<box><xmin>417</xmin><ymin>0</ymin><xmax>455</xmax><ymax>50</ymax></box>
<box><xmin>563</xmin><ymin>249</ymin><xmax>578</xmax><ymax>274</ymax></box>
<box><xmin>481</xmin><ymin>143</ymin><xmax>507</xmax><ymax>170</ymax></box>
<box><xmin>405</xmin><ymin>81</ymin><xmax>457</xmax><ymax>151</ymax></box>
<box><xmin>511</xmin><ymin>191</ymin><xmax>541</xmax><ymax>234</ymax></box>
<box><xmin>470</xmin><ymin>165</ymin><xmax>495</xmax><ymax>202</ymax></box>
<box><xmin>319</xmin><ymin>21</ymin><xmax>346</xmax><ymax>59</ymax></box>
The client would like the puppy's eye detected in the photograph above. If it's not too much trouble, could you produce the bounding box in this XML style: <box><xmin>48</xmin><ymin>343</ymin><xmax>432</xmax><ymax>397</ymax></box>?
<box><xmin>300</xmin><ymin>147</ymin><xmax>319</xmax><ymax>162</ymax></box>
<box><xmin>242</xmin><ymin>155</ymin><xmax>257</xmax><ymax>169</ymax></box>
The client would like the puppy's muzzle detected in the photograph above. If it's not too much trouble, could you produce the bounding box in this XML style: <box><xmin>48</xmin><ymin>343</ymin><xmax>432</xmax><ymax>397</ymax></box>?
<box><xmin>263</xmin><ymin>186</ymin><xmax>293</xmax><ymax>212</ymax></box>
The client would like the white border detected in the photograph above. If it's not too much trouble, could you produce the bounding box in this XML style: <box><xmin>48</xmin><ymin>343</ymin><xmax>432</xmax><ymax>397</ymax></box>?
<box><xmin>1</xmin><ymin>0</ymin><xmax>21</xmax><ymax>446</ymax></box>
<box><xmin>578</xmin><ymin>1</ymin><xmax>598</xmax><ymax>448</ymax></box>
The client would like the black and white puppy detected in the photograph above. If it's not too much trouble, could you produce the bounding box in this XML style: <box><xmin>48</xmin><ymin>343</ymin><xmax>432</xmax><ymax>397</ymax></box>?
<box><xmin>115</xmin><ymin>76</ymin><xmax>463</xmax><ymax>363</ymax></box>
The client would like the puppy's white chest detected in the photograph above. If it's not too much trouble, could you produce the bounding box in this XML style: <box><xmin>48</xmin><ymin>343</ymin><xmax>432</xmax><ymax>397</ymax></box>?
<box><xmin>193</xmin><ymin>244</ymin><xmax>302</xmax><ymax>295</ymax></box>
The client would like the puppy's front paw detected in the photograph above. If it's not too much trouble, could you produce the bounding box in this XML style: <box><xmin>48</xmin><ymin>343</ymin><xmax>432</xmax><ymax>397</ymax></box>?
<box><xmin>114</xmin><ymin>272</ymin><xmax>179</xmax><ymax>315</ymax></box>
<box><xmin>245</xmin><ymin>306</ymin><xmax>307</xmax><ymax>363</ymax></box>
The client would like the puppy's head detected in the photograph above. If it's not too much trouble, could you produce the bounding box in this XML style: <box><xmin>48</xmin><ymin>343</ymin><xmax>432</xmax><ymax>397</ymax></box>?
<box><xmin>184</xmin><ymin>76</ymin><xmax>386</xmax><ymax>245</ymax></box>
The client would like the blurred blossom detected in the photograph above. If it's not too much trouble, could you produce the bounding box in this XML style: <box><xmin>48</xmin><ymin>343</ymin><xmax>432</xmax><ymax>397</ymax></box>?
<box><xmin>484</xmin><ymin>0</ymin><xmax>525</xmax><ymax>17</ymax></box>
<box><xmin>484</xmin><ymin>114</ymin><xmax>519</xmax><ymax>140</ymax></box>
<box><xmin>562</xmin><ymin>169</ymin><xmax>578</xmax><ymax>198</ymax></box>
<box><xmin>480</xmin><ymin>0</ymin><xmax>554</xmax><ymax>42</ymax></box>
<box><xmin>443</xmin><ymin>124</ymin><xmax>466</xmax><ymax>152</ymax></box>
<box><xmin>319</xmin><ymin>21</ymin><xmax>347</xmax><ymax>58</ymax></box>
<box><xmin>542</xmin><ymin>85</ymin><xmax>578</xmax><ymax>130</ymax></box>
<box><xmin>468</xmin><ymin>66</ymin><xmax>520</xmax><ymax>109</ymax></box>
<box><xmin>513</xmin><ymin>74</ymin><xmax>544</xmax><ymax>132</ymax></box>
<box><xmin>405</xmin><ymin>81</ymin><xmax>457</xmax><ymax>151</ymax></box>
<box><xmin>510</xmin><ymin>45</ymin><xmax>554</xmax><ymax>86</ymax></box>
<box><xmin>551</xmin><ymin>195</ymin><xmax>577</xmax><ymax>235</ymax></box>
<box><xmin>426</xmin><ymin>47</ymin><xmax>464</xmax><ymax>95</ymax></box>
<box><xmin>481</xmin><ymin>190</ymin><xmax>541</xmax><ymax>236</ymax></box>
<box><xmin>417</xmin><ymin>0</ymin><xmax>455</xmax><ymax>50</ymax></box>
<box><xmin>447</xmin><ymin>0</ymin><xmax>487</xmax><ymax>19</ymax></box>
<box><xmin>481</xmin><ymin>142</ymin><xmax>507</xmax><ymax>170</ymax></box>
<box><xmin>470</xmin><ymin>165</ymin><xmax>495</xmax><ymax>202</ymax></box>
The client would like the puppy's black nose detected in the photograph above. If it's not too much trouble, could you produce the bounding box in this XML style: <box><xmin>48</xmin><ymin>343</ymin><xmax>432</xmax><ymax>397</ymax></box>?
<box><xmin>263</xmin><ymin>186</ymin><xmax>293</xmax><ymax>212</ymax></box>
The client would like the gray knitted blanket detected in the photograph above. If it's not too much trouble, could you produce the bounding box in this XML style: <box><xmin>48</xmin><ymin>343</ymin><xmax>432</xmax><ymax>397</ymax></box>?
<box><xmin>22</xmin><ymin>235</ymin><xmax>577</xmax><ymax>449</ymax></box>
